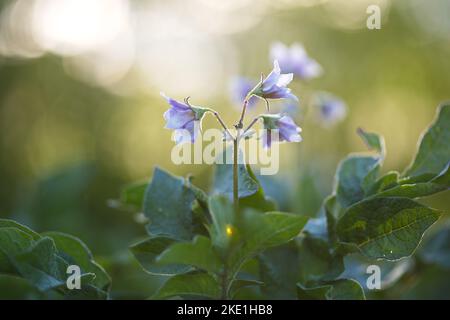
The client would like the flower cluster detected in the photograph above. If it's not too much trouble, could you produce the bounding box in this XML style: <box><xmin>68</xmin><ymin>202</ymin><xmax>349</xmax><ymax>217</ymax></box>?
<box><xmin>161</xmin><ymin>41</ymin><xmax>347</xmax><ymax>149</ymax></box>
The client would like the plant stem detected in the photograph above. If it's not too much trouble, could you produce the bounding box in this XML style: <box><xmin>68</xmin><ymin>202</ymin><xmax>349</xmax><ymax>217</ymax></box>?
<box><xmin>243</xmin><ymin>116</ymin><xmax>261</xmax><ymax>134</ymax></box>
<box><xmin>237</xmin><ymin>99</ymin><xmax>248</xmax><ymax>129</ymax></box>
<box><xmin>210</xmin><ymin>110</ymin><xmax>235</xmax><ymax>140</ymax></box>
<box><xmin>233</xmin><ymin>136</ymin><xmax>239</xmax><ymax>215</ymax></box>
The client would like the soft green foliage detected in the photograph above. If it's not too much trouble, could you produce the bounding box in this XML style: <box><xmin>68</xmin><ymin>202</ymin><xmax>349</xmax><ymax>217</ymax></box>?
<box><xmin>0</xmin><ymin>219</ymin><xmax>110</xmax><ymax>299</ymax></box>
<box><xmin>130</xmin><ymin>165</ymin><xmax>309</xmax><ymax>299</ymax></box>
<box><xmin>124</xmin><ymin>104</ymin><xmax>449</xmax><ymax>300</ymax></box>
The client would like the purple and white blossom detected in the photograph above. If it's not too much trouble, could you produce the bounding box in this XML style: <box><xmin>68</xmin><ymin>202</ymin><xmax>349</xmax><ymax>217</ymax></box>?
<box><xmin>260</xmin><ymin>114</ymin><xmax>302</xmax><ymax>148</ymax></box>
<box><xmin>270</xmin><ymin>42</ymin><xmax>322</xmax><ymax>80</ymax></box>
<box><xmin>253</xmin><ymin>60</ymin><xmax>298</xmax><ymax>101</ymax></box>
<box><xmin>312</xmin><ymin>92</ymin><xmax>347</xmax><ymax>127</ymax></box>
<box><xmin>230</xmin><ymin>76</ymin><xmax>258</xmax><ymax>109</ymax></box>
<box><xmin>161</xmin><ymin>93</ymin><xmax>206</xmax><ymax>144</ymax></box>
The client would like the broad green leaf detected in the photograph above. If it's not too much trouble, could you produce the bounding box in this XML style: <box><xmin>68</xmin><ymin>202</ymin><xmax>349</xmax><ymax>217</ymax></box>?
<box><xmin>153</xmin><ymin>272</ymin><xmax>220</xmax><ymax>299</ymax></box>
<box><xmin>130</xmin><ymin>236</ymin><xmax>192</xmax><ymax>275</ymax></box>
<box><xmin>297</xmin><ymin>279</ymin><xmax>365</xmax><ymax>300</ymax></box>
<box><xmin>143</xmin><ymin>167</ymin><xmax>197</xmax><ymax>240</ymax></box>
<box><xmin>42</xmin><ymin>231</ymin><xmax>111</xmax><ymax>291</ymax></box>
<box><xmin>404</xmin><ymin>103</ymin><xmax>450</xmax><ymax>177</ymax></box>
<box><xmin>229</xmin><ymin>272</ymin><xmax>263</xmax><ymax>299</ymax></box>
<box><xmin>297</xmin><ymin>234</ymin><xmax>344</xmax><ymax>284</ymax></box>
<box><xmin>208</xmin><ymin>195</ymin><xmax>236</xmax><ymax>253</ymax></box>
<box><xmin>157</xmin><ymin>236</ymin><xmax>222</xmax><ymax>274</ymax></box>
<box><xmin>334</xmin><ymin>155</ymin><xmax>380</xmax><ymax>208</ymax></box>
<box><xmin>0</xmin><ymin>227</ymin><xmax>36</xmax><ymax>273</ymax></box>
<box><xmin>258</xmin><ymin>243</ymin><xmax>300</xmax><ymax>299</ymax></box>
<box><xmin>241</xmin><ymin>211</ymin><xmax>309</xmax><ymax>249</ymax></box>
<box><xmin>238</xmin><ymin>165</ymin><xmax>276</xmax><ymax>212</ymax></box>
<box><xmin>337</xmin><ymin>197</ymin><xmax>441</xmax><ymax>260</ymax></box>
<box><xmin>229</xmin><ymin>211</ymin><xmax>309</xmax><ymax>277</ymax></box>
<box><xmin>357</xmin><ymin>128</ymin><xmax>385</xmax><ymax>156</ymax></box>
<box><xmin>0</xmin><ymin>219</ymin><xmax>41</xmax><ymax>240</ymax></box>
<box><xmin>12</xmin><ymin>237</ymin><xmax>71</xmax><ymax>291</ymax></box>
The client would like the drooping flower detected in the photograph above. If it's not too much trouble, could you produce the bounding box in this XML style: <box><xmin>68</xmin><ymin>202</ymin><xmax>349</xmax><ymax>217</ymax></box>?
<box><xmin>161</xmin><ymin>93</ymin><xmax>208</xmax><ymax>144</ymax></box>
<box><xmin>312</xmin><ymin>92</ymin><xmax>347</xmax><ymax>127</ymax></box>
<box><xmin>229</xmin><ymin>76</ymin><xmax>258</xmax><ymax>109</ymax></box>
<box><xmin>253</xmin><ymin>60</ymin><xmax>298</xmax><ymax>101</ymax></box>
<box><xmin>260</xmin><ymin>114</ymin><xmax>302</xmax><ymax>148</ymax></box>
<box><xmin>270</xmin><ymin>42</ymin><xmax>322</xmax><ymax>80</ymax></box>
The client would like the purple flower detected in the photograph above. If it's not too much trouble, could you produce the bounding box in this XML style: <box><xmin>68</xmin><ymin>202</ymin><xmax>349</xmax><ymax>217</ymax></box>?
<box><xmin>161</xmin><ymin>93</ymin><xmax>207</xmax><ymax>144</ymax></box>
<box><xmin>253</xmin><ymin>60</ymin><xmax>298</xmax><ymax>101</ymax></box>
<box><xmin>312</xmin><ymin>92</ymin><xmax>347</xmax><ymax>127</ymax></box>
<box><xmin>260</xmin><ymin>114</ymin><xmax>302</xmax><ymax>148</ymax></box>
<box><xmin>270</xmin><ymin>42</ymin><xmax>322</xmax><ymax>80</ymax></box>
<box><xmin>230</xmin><ymin>76</ymin><xmax>258</xmax><ymax>109</ymax></box>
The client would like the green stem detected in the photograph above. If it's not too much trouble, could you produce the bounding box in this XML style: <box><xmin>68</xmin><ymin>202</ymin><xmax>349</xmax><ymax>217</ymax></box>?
<box><xmin>233</xmin><ymin>137</ymin><xmax>239</xmax><ymax>215</ymax></box>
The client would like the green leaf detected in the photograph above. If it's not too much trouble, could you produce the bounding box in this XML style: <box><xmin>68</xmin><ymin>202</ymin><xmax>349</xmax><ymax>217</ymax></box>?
<box><xmin>337</xmin><ymin>197</ymin><xmax>441</xmax><ymax>260</ymax></box>
<box><xmin>229</xmin><ymin>274</ymin><xmax>263</xmax><ymax>299</ymax></box>
<box><xmin>11</xmin><ymin>237</ymin><xmax>71</xmax><ymax>291</ymax></box>
<box><xmin>241</xmin><ymin>211</ymin><xmax>309</xmax><ymax>249</ymax></box>
<box><xmin>335</xmin><ymin>155</ymin><xmax>380</xmax><ymax>208</ymax></box>
<box><xmin>297</xmin><ymin>279</ymin><xmax>365</xmax><ymax>300</ymax></box>
<box><xmin>258</xmin><ymin>243</ymin><xmax>300</xmax><ymax>299</ymax></box>
<box><xmin>238</xmin><ymin>165</ymin><xmax>276</xmax><ymax>212</ymax></box>
<box><xmin>0</xmin><ymin>219</ymin><xmax>41</xmax><ymax>240</ymax></box>
<box><xmin>297</xmin><ymin>234</ymin><xmax>344</xmax><ymax>284</ymax></box>
<box><xmin>153</xmin><ymin>272</ymin><xmax>220</xmax><ymax>299</ymax></box>
<box><xmin>130</xmin><ymin>236</ymin><xmax>192</xmax><ymax>275</ymax></box>
<box><xmin>375</xmin><ymin>182</ymin><xmax>447</xmax><ymax>199</ymax></box>
<box><xmin>42</xmin><ymin>231</ymin><xmax>111</xmax><ymax>291</ymax></box>
<box><xmin>366</xmin><ymin>171</ymin><xmax>399</xmax><ymax>196</ymax></box>
<box><xmin>357</xmin><ymin>128</ymin><xmax>385</xmax><ymax>156</ymax></box>
<box><xmin>157</xmin><ymin>236</ymin><xmax>222</xmax><ymax>274</ymax></box>
<box><xmin>0</xmin><ymin>220</ymin><xmax>109</xmax><ymax>299</ymax></box>
<box><xmin>143</xmin><ymin>167</ymin><xmax>197</xmax><ymax>240</ymax></box>
<box><xmin>208</xmin><ymin>195</ymin><xmax>235</xmax><ymax>253</ymax></box>
<box><xmin>0</xmin><ymin>227</ymin><xmax>36</xmax><ymax>273</ymax></box>
<box><xmin>405</xmin><ymin>103</ymin><xmax>450</xmax><ymax>177</ymax></box>
<box><xmin>229</xmin><ymin>210</ymin><xmax>309</xmax><ymax>276</ymax></box>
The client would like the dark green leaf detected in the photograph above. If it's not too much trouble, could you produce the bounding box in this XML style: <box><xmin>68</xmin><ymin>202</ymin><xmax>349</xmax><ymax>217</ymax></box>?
<box><xmin>42</xmin><ymin>231</ymin><xmax>111</xmax><ymax>291</ymax></box>
<box><xmin>130</xmin><ymin>236</ymin><xmax>192</xmax><ymax>275</ymax></box>
<box><xmin>153</xmin><ymin>272</ymin><xmax>220</xmax><ymax>299</ymax></box>
<box><xmin>297</xmin><ymin>278</ymin><xmax>365</xmax><ymax>300</ymax></box>
<box><xmin>238</xmin><ymin>165</ymin><xmax>276</xmax><ymax>212</ymax></box>
<box><xmin>337</xmin><ymin>197</ymin><xmax>441</xmax><ymax>260</ymax></box>
<box><xmin>143</xmin><ymin>167</ymin><xmax>197</xmax><ymax>240</ymax></box>
<box><xmin>335</xmin><ymin>155</ymin><xmax>380</xmax><ymax>207</ymax></box>
<box><xmin>157</xmin><ymin>236</ymin><xmax>222</xmax><ymax>274</ymax></box>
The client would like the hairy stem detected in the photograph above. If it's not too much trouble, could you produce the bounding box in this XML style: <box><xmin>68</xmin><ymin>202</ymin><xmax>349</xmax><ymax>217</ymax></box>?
<box><xmin>243</xmin><ymin>116</ymin><xmax>261</xmax><ymax>134</ymax></box>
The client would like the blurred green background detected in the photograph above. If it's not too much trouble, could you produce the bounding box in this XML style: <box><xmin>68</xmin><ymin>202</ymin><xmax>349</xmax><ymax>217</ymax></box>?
<box><xmin>0</xmin><ymin>0</ymin><xmax>449</xmax><ymax>299</ymax></box>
